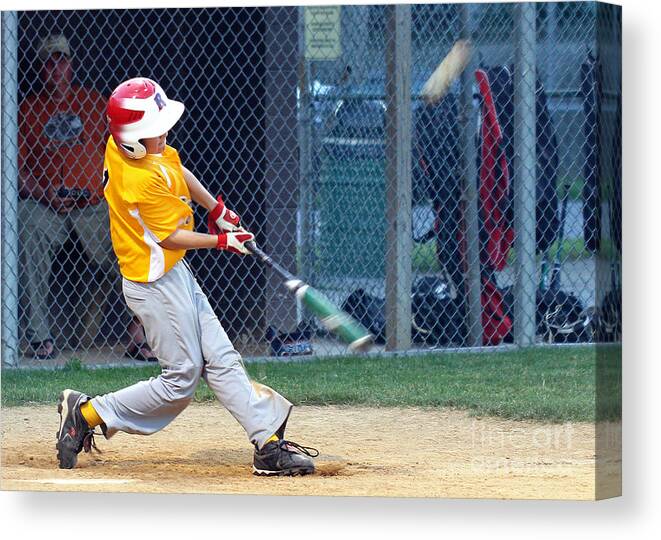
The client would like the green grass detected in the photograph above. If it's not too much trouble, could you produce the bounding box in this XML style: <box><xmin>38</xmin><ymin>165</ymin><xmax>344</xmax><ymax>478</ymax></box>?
<box><xmin>510</xmin><ymin>237</ymin><xmax>595</xmax><ymax>265</ymax></box>
<box><xmin>1</xmin><ymin>346</ymin><xmax>621</xmax><ymax>423</ymax></box>
<box><xmin>413</xmin><ymin>236</ymin><xmax>616</xmax><ymax>275</ymax></box>
<box><xmin>412</xmin><ymin>241</ymin><xmax>441</xmax><ymax>273</ymax></box>
<box><xmin>559</xmin><ymin>176</ymin><xmax>584</xmax><ymax>201</ymax></box>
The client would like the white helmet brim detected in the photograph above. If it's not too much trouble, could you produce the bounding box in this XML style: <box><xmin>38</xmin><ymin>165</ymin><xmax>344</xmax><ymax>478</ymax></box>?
<box><xmin>114</xmin><ymin>97</ymin><xmax>185</xmax><ymax>141</ymax></box>
<box><xmin>137</xmin><ymin>99</ymin><xmax>185</xmax><ymax>139</ymax></box>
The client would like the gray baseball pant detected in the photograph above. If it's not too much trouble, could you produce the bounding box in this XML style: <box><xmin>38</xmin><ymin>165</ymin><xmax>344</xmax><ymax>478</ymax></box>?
<box><xmin>91</xmin><ymin>260</ymin><xmax>292</xmax><ymax>449</ymax></box>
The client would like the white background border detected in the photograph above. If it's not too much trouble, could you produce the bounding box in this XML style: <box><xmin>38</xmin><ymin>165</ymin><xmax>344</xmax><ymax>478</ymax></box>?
<box><xmin>2</xmin><ymin>0</ymin><xmax>658</xmax><ymax>537</ymax></box>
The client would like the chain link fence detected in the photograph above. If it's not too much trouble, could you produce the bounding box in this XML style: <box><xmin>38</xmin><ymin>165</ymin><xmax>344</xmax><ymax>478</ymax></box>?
<box><xmin>1</xmin><ymin>3</ymin><xmax>621</xmax><ymax>367</ymax></box>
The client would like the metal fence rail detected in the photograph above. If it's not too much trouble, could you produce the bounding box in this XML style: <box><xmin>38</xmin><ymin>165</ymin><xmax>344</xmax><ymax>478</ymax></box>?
<box><xmin>1</xmin><ymin>3</ymin><xmax>621</xmax><ymax>367</ymax></box>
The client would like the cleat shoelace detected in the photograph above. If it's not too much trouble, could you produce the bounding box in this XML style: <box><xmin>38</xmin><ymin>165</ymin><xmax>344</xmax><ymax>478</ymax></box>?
<box><xmin>82</xmin><ymin>430</ymin><xmax>104</xmax><ymax>454</ymax></box>
<box><xmin>280</xmin><ymin>440</ymin><xmax>319</xmax><ymax>458</ymax></box>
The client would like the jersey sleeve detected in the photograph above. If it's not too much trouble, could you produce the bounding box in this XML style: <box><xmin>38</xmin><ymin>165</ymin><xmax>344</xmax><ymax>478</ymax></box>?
<box><xmin>134</xmin><ymin>174</ymin><xmax>193</xmax><ymax>242</ymax></box>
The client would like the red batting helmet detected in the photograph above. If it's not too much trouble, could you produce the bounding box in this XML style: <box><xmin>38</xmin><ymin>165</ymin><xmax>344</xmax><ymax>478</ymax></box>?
<box><xmin>106</xmin><ymin>77</ymin><xmax>184</xmax><ymax>159</ymax></box>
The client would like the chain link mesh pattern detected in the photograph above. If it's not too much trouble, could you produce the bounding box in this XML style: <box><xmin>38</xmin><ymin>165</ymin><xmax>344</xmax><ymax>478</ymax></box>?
<box><xmin>1</xmin><ymin>3</ymin><xmax>621</xmax><ymax>367</ymax></box>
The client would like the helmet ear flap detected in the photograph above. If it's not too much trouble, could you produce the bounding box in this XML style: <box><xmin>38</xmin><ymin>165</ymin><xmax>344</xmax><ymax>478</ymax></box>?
<box><xmin>119</xmin><ymin>140</ymin><xmax>146</xmax><ymax>159</ymax></box>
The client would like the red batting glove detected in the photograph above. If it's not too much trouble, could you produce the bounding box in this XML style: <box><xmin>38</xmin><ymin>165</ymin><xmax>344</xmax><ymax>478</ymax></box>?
<box><xmin>216</xmin><ymin>230</ymin><xmax>254</xmax><ymax>255</ymax></box>
<box><xmin>208</xmin><ymin>195</ymin><xmax>241</xmax><ymax>233</ymax></box>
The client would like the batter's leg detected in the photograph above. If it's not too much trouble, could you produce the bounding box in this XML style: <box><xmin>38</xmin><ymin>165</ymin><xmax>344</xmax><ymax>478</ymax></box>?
<box><xmin>188</xmin><ymin>266</ymin><xmax>292</xmax><ymax>449</ymax></box>
<box><xmin>89</xmin><ymin>267</ymin><xmax>206</xmax><ymax>437</ymax></box>
<box><xmin>188</xmin><ymin>268</ymin><xmax>317</xmax><ymax>476</ymax></box>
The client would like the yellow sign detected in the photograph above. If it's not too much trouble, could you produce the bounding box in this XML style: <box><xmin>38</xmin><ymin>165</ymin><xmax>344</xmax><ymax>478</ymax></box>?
<box><xmin>305</xmin><ymin>6</ymin><xmax>341</xmax><ymax>60</ymax></box>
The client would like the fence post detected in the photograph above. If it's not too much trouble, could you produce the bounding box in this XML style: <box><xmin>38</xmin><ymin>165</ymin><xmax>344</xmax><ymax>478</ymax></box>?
<box><xmin>298</xmin><ymin>6</ymin><xmax>313</xmax><ymax>293</ymax></box>
<box><xmin>543</xmin><ymin>2</ymin><xmax>558</xmax><ymax>93</ymax></box>
<box><xmin>384</xmin><ymin>4</ymin><xmax>412</xmax><ymax>351</ymax></box>
<box><xmin>459</xmin><ymin>4</ymin><xmax>483</xmax><ymax>348</ymax></box>
<box><xmin>1</xmin><ymin>11</ymin><xmax>20</xmax><ymax>367</ymax></box>
<box><xmin>262</xmin><ymin>7</ymin><xmax>300</xmax><ymax>335</ymax></box>
<box><xmin>513</xmin><ymin>3</ymin><xmax>537</xmax><ymax>347</ymax></box>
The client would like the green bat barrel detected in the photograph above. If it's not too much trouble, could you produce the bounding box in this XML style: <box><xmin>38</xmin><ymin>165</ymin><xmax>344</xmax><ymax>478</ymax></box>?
<box><xmin>286</xmin><ymin>280</ymin><xmax>373</xmax><ymax>352</ymax></box>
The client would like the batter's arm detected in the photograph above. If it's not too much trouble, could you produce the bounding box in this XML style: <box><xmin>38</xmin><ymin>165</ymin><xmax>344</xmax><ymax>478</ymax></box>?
<box><xmin>181</xmin><ymin>166</ymin><xmax>242</xmax><ymax>233</ymax></box>
<box><xmin>181</xmin><ymin>166</ymin><xmax>216</xmax><ymax>211</ymax></box>
<box><xmin>159</xmin><ymin>229</ymin><xmax>218</xmax><ymax>250</ymax></box>
<box><xmin>160</xmin><ymin>228</ymin><xmax>254</xmax><ymax>254</ymax></box>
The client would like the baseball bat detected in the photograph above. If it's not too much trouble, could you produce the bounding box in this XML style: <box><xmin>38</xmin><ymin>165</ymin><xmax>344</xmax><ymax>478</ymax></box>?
<box><xmin>548</xmin><ymin>179</ymin><xmax>571</xmax><ymax>293</ymax></box>
<box><xmin>421</xmin><ymin>39</ymin><xmax>473</xmax><ymax>105</ymax></box>
<box><xmin>245</xmin><ymin>241</ymin><xmax>373</xmax><ymax>353</ymax></box>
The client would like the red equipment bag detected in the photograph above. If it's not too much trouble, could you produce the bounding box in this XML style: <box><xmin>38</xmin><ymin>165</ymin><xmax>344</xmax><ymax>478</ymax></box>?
<box><xmin>481</xmin><ymin>277</ymin><xmax>513</xmax><ymax>345</ymax></box>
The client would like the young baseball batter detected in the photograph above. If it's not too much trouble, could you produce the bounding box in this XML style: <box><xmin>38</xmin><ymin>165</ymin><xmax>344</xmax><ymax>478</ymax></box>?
<box><xmin>55</xmin><ymin>77</ymin><xmax>317</xmax><ymax>476</ymax></box>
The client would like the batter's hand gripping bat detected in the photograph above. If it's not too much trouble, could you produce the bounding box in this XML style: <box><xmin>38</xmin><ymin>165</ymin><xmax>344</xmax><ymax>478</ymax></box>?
<box><xmin>245</xmin><ymin>241</ymin><xmax>373</xmax><ymax>352</ymax></box>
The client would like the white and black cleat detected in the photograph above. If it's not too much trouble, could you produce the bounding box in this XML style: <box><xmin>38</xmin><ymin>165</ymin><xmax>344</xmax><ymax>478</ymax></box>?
<box><xmin>253</xmin><ymin>439</ymin><xmax>318</xmax><ymax>477</ymax></box>
<box><xmin>56</xmin><ymin>389</ymin><xmax>97</xmax><ymax>469</ymax></box>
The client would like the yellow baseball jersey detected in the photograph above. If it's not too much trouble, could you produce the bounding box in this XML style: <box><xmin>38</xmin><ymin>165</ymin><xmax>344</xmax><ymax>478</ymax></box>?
<box><xmin>103</xmin><ymin>136</ymin><xmax>194</xmax><ymax>282</ymax></box>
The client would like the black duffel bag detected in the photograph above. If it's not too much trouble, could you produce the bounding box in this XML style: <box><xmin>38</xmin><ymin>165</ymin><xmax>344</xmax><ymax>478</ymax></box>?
<box><xmin>342</xmin><ymin>275</ymin><xmax>466</xmax><ymax>347</ymax></box>
<box><xmin>411</xmin><ymin>276</ymin><xmax>465</xmax><ymax>346</ymax></box>
<box><xmin>342</xmin><ymin>289</ymin><xmax>387</xmax><ymax>344</ymax></box>
<box><xmin>502</xmin><ymin>287</ymin><xmax>596</xmax><ymax>343</ymax></box>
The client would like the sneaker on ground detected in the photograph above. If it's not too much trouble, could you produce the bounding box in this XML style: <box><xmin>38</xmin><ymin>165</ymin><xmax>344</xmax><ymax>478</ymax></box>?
<box><xmin>56</xmin><ymin>389</ymin><xmax>98</xmax><ymax>469</ymax></box>
<box><xmin>253</xmin><ymin>439</ymin><xmax>318</xmax><ymax>477</ymax></box>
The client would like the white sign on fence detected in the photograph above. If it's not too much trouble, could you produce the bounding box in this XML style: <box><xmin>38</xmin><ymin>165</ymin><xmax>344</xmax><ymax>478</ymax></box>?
<box><xmin>305</xmin><ymin>6</ymin><xmax>341</xmax><ymax>60</ymax></box>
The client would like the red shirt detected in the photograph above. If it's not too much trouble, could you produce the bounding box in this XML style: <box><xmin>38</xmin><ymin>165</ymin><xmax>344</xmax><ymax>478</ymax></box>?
<box><xmin>18</xmin><ymin>85</ymin><xmax>107</xmax><ymax>205</ymax></box>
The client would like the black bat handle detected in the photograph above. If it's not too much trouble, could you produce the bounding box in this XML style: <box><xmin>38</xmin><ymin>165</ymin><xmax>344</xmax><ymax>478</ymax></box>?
<box><xmin>245</xmin><ymin>241</ymin><xmax>297</xmax><ymax>282</ymax></box>
<box><xmin>245</xmin><ymin>240</ymin><xmax>270</xmax><ymax>266</ymax></box>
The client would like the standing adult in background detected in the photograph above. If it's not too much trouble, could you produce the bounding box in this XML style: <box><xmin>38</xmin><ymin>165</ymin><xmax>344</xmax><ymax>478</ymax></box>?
<box><xmin>18</xmin><ymin>34</ymin><xmax>154</xmax><ymax>361</ymax></box>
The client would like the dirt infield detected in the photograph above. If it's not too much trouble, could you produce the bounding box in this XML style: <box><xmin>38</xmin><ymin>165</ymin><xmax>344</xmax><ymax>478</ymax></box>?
<box><xmin>1</xmin><ymin>404</ymin><xmax>620</xmax><ymax>499</ymax></box>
